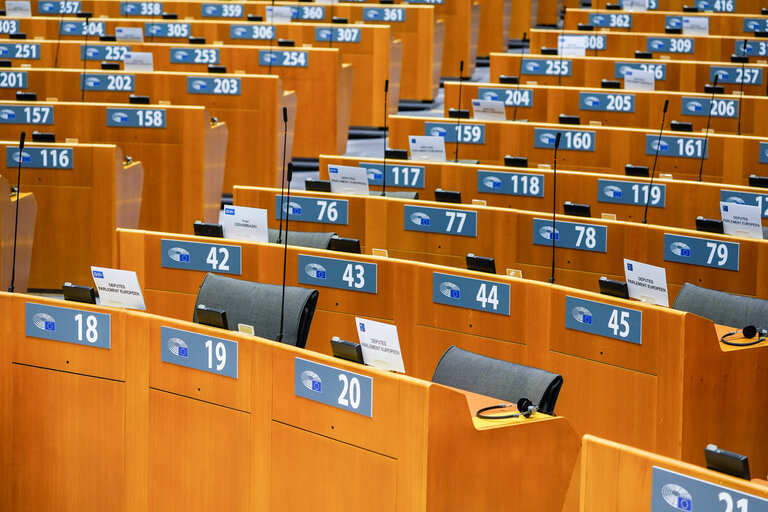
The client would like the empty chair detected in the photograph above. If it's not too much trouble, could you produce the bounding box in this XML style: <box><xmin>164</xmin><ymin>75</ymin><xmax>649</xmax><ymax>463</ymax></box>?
<box><xmin>672</xmin><ymin>283</ymin><xmax>768</xmax><ymax>329</ymax></box>
<box><xmin>193</xmin><ymin>273</ymin><xmax>319</xmax><ymax>348</ymax></box>
<box><xmin>267</xmin><ymin>229</ymin><xmax>337</xmax><ymax>249</ymax></box>
<box><xmin>431</xmin><ymin>345</ymin><xmax>563</xmax><ymax>415</ymax></box>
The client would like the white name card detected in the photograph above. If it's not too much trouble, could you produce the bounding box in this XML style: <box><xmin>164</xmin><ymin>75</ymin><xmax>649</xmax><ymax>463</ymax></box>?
<box><xmin>683</xmin><ymin>16</ymin><xmax>709</xmax><ymax>36</ymax></box>
<box><xmin>220</xmin><ymin>205</ymin><xmax>269</xmax><ymax>242</ymax></box>
<box><xmin>624</xmin><ymin>258</ymin><xmax>669</xmax><ymax>307</ymax></box>
<box><xmin>6</xmin><ymin>1</ymin><xmax>31</xmax><ymax>17</ymax></box>
<box><xmin>624</xmin><ymin>69</ymin><xmax>655</xmax><ymax>91</ymax></box>
<box><xmin>266</xmin><ymin>5</ymin><xmax>293</xmax><ymax>23</ymax></box>
<box><xmin>720</xmin><ymin>201</ymin><xmax>764</xmax><ymax>239</ymax></box>
<box><xmin>91</xmin><ymin>266</ymin><xmax>146</xmax><ymax>310</ymax></box>
<box><xmin>328</xmin><ymin>164</ymin><xmax>370</xmax><ymax>195</ymax></box>
<box><xmin>558</xmin><ymin>35</ymin><xmax>587</xmax><ymax>57</ymax></box>
<box><xmin>471</xmin><ymin>99</ymin><xmax>507</xmax><ymax>121</ymax></box>
<box><xmin>355</xmin><ymin>316</ymin><xmax>405</xmax><ymax>373</ymax></box>
<box><xmin>623</xmin><ymin>0</ymin><xmax>648</xmax><ymax>11</ymax></box>
<box><xmin>116</xmin><ymin>27</ymin><xmax>144</xmax><ymax>42</ymax></box>
<box><xmin>408</xmin><ymin>135</ymin><xmax>446</xmax><ymax>162</ymax></box>
<box><xmin>123</xmin><ymin>51</ymin><xmax>153</xmax><ymax>71</ymax></box>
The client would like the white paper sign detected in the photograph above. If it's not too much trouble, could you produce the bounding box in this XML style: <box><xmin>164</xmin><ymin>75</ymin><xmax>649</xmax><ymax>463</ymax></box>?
<box><xmin>408</xmin><ymin>135</ymin><xmax>446</xmax><ymax>162</ymax></box>
<box><xmin>328</xmin><ymin>164</ymin><xmax>370</xmax><ymax>195</ymax></box>
<box><xmin>623</xmin><ymin>69</ymin><xmax>655</xmax><ymax>91</ymax></box>
<box><xmin>355</xmin><ymin>317</ymin><xmax>405</xmax><ymax>373</ymax></box>
<box><xmin>683</xmin><ymin>16</ymin><xmax>709</xmax><ymax>36</ymax></box>
<box><xmin>558</xmin><ymin>35</ymin><xmax>587</xmax><ymax>57</ymax></box>
<box><xmin>720</xmin><ymin>201</ymin><xmax>764</xmax><ymax>239</ymax></box>
<box><xmin>266</xmin><ymin>5</ymin><xmax>293</xmax><ymax>23</ymax></box>
<box><xmin>623</xmin><ymin>0</ymin><xmax>648</xmax><ymax>11</ymax></box>
<box><xmin>116</xmin><ymin>27</ymin><xmax>144</xmax><ymax>42</ymax></box>
<box><xmin>219</xmin><ymin>205</ymin><xmax>269</xmax><ymax>242</ymax></box>
<box><xmin>471</xmin><ymin>99</ymin><xmax>507</xmax><ymax>121</ymax></box>
<box><xmin>624</xmin><ymin>259</ymin><xmax>669</xmax><ymax>307</ymax></box>
<box><xmin>6</xmin><ymin>1</ymin><xmax>31</xmax><ymax>17</ymax></box>
<box><xmin>123</xmin><ymin>51</ymin><xmax>153</xmax><ymax>71</ymax></box>
<box><xmin>91</xmin><ymin>266</ymin><xmax>146</xmax><ymax>310</ymax></box>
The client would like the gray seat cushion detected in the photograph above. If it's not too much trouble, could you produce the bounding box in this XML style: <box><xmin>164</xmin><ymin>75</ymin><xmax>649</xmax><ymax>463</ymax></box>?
<box><xmin>267</xmin><ymin>229</ymin><xmax>336</xmax><ymax>249</ymax></box>
<box><xmin>672</xmin><ymin>282</ymin><xmax>768</xmax><ymax>330</ymax></box>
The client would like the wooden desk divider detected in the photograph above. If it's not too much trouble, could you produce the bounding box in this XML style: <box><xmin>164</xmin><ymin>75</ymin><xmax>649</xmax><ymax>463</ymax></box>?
<box><xmin>0</xmin><ymin>100</ymin><xmax>224</xmax><ymax>237</ymax></box>
<box><xmin>490</xmin><ymin>53</ymin><xmax>768</xmax><ymax>97</ymax></box>
<box><xmin>0</xmin><ymin>175</ymin><xmax>35</xmax><ymax>293</ymax></box>
<box><xmin>115</xmin><ymin>228</ymin><xmax>768</xmax><ymax>478</ymax></box>
<box><xmin>0</xmin><ymin>66</ymin><xmax>293</xmax><ymax>193</ymax></box>
<box><xmin>386</xmin><ymin>115</ymin><xmax>768</xmax><ymax>184</ymax></box>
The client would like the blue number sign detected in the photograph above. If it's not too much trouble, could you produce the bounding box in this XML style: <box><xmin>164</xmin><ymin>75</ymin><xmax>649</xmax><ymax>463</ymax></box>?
<box><xmin>359</xmin><ymin>163</ymin><xmax>425</xmax><ymax>189</ymax></box>
<box><xmin>424</xmin><ymin>122</ymin><xmax>485</xmax><ymax>144</ymax></box>
<box><xmin>565</xmin><ymin>296</ymin><xmax>642</xmax><ymax>344</ymax></box>
<box><xmin>720</xmin><ymin>189</ymin><xmax>768</xmax><ymax>218</ymax></box>
<box><xmin>0</xmin><ymin>43</ymin><xmax>40</xmax><ymax>59</ymax></box>
<box><xmin>589</xmin><ymin>13</ymin><xmax>632</xmax><ymax>28</ymax></box>
<box><xmin>294</xmin><ymin>358</ymin><xmax>373</xmax><ymax>417</ymax></box>
<box><xmin>106</xmin><ymin>108</ymin><xmax>166</xmax><ymax>128</ymax></box>
<box><xmin>645</xmin><ymin>135</ymin><xmax>708</xmax><ymax>159</ymax></box>
<box><xmin>298</xmin><ymin>254</ymin><xmax>377</xmax><ymax>293</ymax></box>
<box><xmin>532</xmin><ymin>218</ymin><xmax>607</xmax><ymax>252</ymax></box>
<box><xmin>229</xmin><ymin>24</ymin><xmax>275</xmax><ymax>40</ymax></box>
<box><xmin>187</xmin><ymin>76</ymin><xmax>241</xmax><ymax>95</ymax></box>
<box><xmin>274</xmin><ymin>195</ymin><xmax>349</xmax><ymax>225</ymax></box>
<box><xmin>521</xmin><ymin>58</ymin><xmax>572</xmax><ymax>76</ymax></box>
<box><xmin>579</xmin><ymin>92</ymin><xmax>636</xmax><ymax>113</ymax></box>
<box><xmin>25</xmin><ymin>302</ymin><xmax>111</xmax><ymax>349</ymax></box>
<box><xmin>0</xmin><ymin>105</ymin><xmax>53</xmax><ymax>125</ymax></box>
<box><xmin>534</xmin><ymin>128</ymin><xmax>596</xmax><ymax>152</ymax></box>
<box><xmin>598</xmin><ymin>179</ymin><xmax>666</xmax><ymax>208</ymax></box>
<box><xmin>663</xmin><ymin>234</ymin><xmax>739</xmax><ymax>271</ymax></box>
<box><xmin>170</xmin><ymin>47</ymin><xmax>219</xmax><ymax>64</ymax></box>
<box><xmin>81</xmin><ymin>73</ymin><xmax>135</xmax><ymax>92</ymax></box>
<box><xmin>160</xmin><ymin>239</ymin><xmax>242</xmax><ymax>275</ymax></box>
<box><xmin>6</xmin><ymin>146</ymin><xmax>73</xmax><ymax>169</ymax></box>
<box><xmin>0</xmin><ymin>71</ymin><xmax>27</xmax><ymax>88</ymax></box>
<box><xmin>432</xmin><ymin>272</ymin><xmax>510</xmax><ymax>315</ymax></box>
<box><xmin>161</xmin><ymin>326</ymin><xmax>238</xmax><ymax>378</ymax></box>
<box><xmin>477</xmin><ymin>170</ymin><xmax>544</xmax><ymax>197</ymax></box>
<box><xmin>404</xmin><ymin>205</ymin><xmax>477</xmax><ymax>237</ymax></box>
<box><xmin>615</xmin><ymin>62</ymin><xmax>667</xmax><ymax>81</ymax></box>
<box><xmin>258</xmin><ymin>50</ymin><xmax>308</xmax><ymax>67</ymax></box>
<box><xmin>710</xmin><ymin>66</ymin><xmax>763</xmax><ymax>85</ymax></box>
<box><xmin>477</xmin><ymin>87</ymin><xmax>534</xmax><ymax>107</ymax></box>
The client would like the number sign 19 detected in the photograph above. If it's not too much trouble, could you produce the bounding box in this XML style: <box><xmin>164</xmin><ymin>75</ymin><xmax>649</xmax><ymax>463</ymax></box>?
<box><xmin>532</xmin><ymin>218</ymin><xmax>608</xmax><ymax>253</ymax></box>
<box><xmin>565</xmin><ymin>296</ymin><xmax>642</xmax><ymax>344</ymax></box>
<box><xmin>160</xmin><ymin>239</ymin><xmax>243</xmax><ymax>275</ymax></box>
<box><xmin>404</xmin><ymin>205</ymin><xmax>478</xmax><ymax>237</ymax></box>
<box><xmin>663</xmin><ymin>233</ymin><xmax>739</xmax><ymax>271</ymax></box>
<box><xmin>298</xmin><ymin>254</ymin><xmax>377</xmax><ymax>294</ymax></box>
<box><xmin>432</xmin><ymin>272</ymin><xmax>510</xmax><ymax>315</ymax></box>
<box><xmin>273</xmin><ymin>195</ymin><xmax>349</xmax><ymax>225</ymax></box>
<box><xmin>294</xmin><ymin>357</ymin><xmax>373</xmax><ymax>417</ymax></box>
<box><xmin>161</xmin><ymin>326</ymin><xmax>238</xmax><ymax>379</ymax></box>
<box><xmin>25</xmin><ymin>302</ymin><xmax>111</xmax><ymax>349</ymax></box>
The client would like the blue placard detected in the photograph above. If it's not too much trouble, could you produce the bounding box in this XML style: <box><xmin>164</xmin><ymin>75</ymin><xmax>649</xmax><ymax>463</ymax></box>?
<box><xmin>39</xmin><ymin>0</ymin><xmax>81</xmax><ymax>13</ymax></box>
<box><xmin>476</xmin><ymin>87</ymin><xmax>533</xmax><ymax>107</ymax></box>
<box><xmin>229</xmin><ymin>24</ymin><xmax>275</xmax><ymax>40</ymax></box>
<box><xmin>293</xmin><ymin>5</ymin><xmax>325</xmax><ymax>20</ymax></box>
<box><xmin>424</xmin><ymin>122</ymin><xmax>485</xmax><ymax>144</ymax></box>
<box><xmin>25</xmin><ymin>302</ymin><xmax>111</xmax><ymax>349</ymax></box>
<box><xmin>615</xmin><ymin>62</ymin><xmax>667</xmax><ymax>81</ymax></box>
<box><xmin>120</xmin><ymin>1</ymin><xmax>162</xmax><ymax>15</ymax></box>
<box><xmin>477</xmin><ymin>170</ymin><xmax>544</xmax><ymax>197</ymax></box>
<box><xmin>681</xmin><ymin>97</ymin><xmax>738</xmax><ymax>118</ymax></box>
<box><xmin>534</xmin><ymin>128</ymin><xmax>596</xmax><ymax>152</ymax></box>
<box><xmin>258</xmin><ymin>50</ymin><xmax>309</xmax><ymax>67</ymax></box>
<box><xmin>651</xmin><ymin>466</ymin><xmax>768</xmax><ymax>512</ymax></box>
<box><xmin>521</xmin><ymin>58</ymin><xmax>572</xmax><ymax>76</ymax></box>
<box><xmin>298</xmin><ymin>254</ymin><xmax>377</xmax><ymax>294</ymax></box>
<box><xmin>294</xmin><ymin>357</ymin><xmax>373</xmax><ymax>417</ymax></box>
<box><xmin>0</xmin><ymin>43</ymin><xmax>40</xmax><ymax>60</ymax></box>
<box><xmin>314</xmin><ymin>26</ymin><xmax>362</xmax><ymax>43</ymax></box>
<box><xmin>362</xmin><ymin>7</ymin><xmax>406</xmax><ymax>22</ymax></box>
<box><xmin>160</xmin><ymin>239</ymin><xmax>242</xmax><ymax>274</ymax></box>
<box><xmin>161</xmin><ymin>326</ymin><xmax>238</xmax><ymax>379</ymax></box>
<box><xmin>647</xmin><ymin>37</ymin><xmax>694</xmax><ymax>54</ymax></box>
<box><xmin>579</xmin><ymin>92</ymin><xmax>635</xmax><ymax>113</ymax></box>
<box><xmin>107</xmin><ymin>108</ymin><xmax>166</xmax><ymax>128</ymax></box>
<box><xmin>588</xmin><ymin>13</ymin><xmax>632</xmax><ymax>28</ymax></box>
<box><xmin>81</xmin><ymin>73</ymin><xmax>134</xmax><ymax>92</ymax></box>
<box><xmin>403</xmin><ymin>205</ymin><xmax>477</xmax><ymax>237</ymax></box>
<box><xmin>760</xmin><ymin>142</ymin><xmax>768</xmax><ymax>164</ymax></box>
<box><xmin>358</xmin><ymin>163</ymin><xmax>425</xmax><ymax>189</ymax></box>
<box><xmin>6</xmin><ymin>146</ymin><xmax>73</xmax><ymax>169</ymax></box>
<box><xmin>82</xmin><ymin>45</ymin><xmax>131</xmax><ymax>61</ymax></box>
<box><xmin>532</xmin><ymin>218</ymin><xmax>607</xmax><ymax>252</ymax></box>
<box><xmin>59</xmin><ymin>20</ymin><xmax>105</xmax><ymax>36</ymax></box>
<box><xmin>0</xmin><ymin>71</ymin><xmax>27</xmax><ymax>89</ymax></box>
<box><xmin>695</xmin><ymin>0</ymin><xmax>735</xmax><ymax>11</ymax></box>
<box><xmin>274</xmin><ymin>195</ymin><xmax>349</xmax><ymax>225</ymax></box>
<box><xmin>170</xmin><ymin>47</ymin><xmax>219</xmax><ymax>64</ymax></box>
<box><xmin>710</xmin><ymin>66</ymin><xmax>763</xmax><ymax>85</ymax></box>
<box><xmin>201</xmin><ymin>3</ymin><xmax>244</xmax><ymax>18</ymax></box>
<box><xmin>565</xmin><ymin>296</ymin><xmax>642</xmax><ymax>344</ymax></box>
<box><xmin>187</xmin><ymin>76</ymin><xmax>241</xmax><ymax>95</ymax></box>
<box><xmin>145</xmin><ymin>22</ymin><xmax>191</xmax><ymax>38</ymax></box>
<box><xmin>0</xmin><ymin>105</ymin><xmax>53</xmax><ymax>125</ymax></box>
<box><xmin>0</xmin><ymin>19</ymin><xmax>19</xmax><ymax>34</ymax></box>
<box><xmin>645</xmin><ymin>135</ymin><xmax>707</xmax><ymax>159</ymax></box>
<box><xmin>663</xmin><ymin>233</ymin><xmax>739</xmax><ymax>271</ymax></box>
<box><xmin>432</xmin><ymin>272</ymin><xmax>510</xmax><ymax>315</ymax></box>
<box><xmin>598</xmin><ymin>179</ymin><xmax>666</xmax><ymax>208</ymax></box>
<box><xmin>720</xmin><ymin>189</ymin><xmax>768</xmax><ymax>218</ymax></box>
<box><xmin>734</xmin><ymin>40</ymin><xmax>768</xmax><ymax>57</ymax></box>
<box><xmin>743</xmin><ymin>19</ymin><xmax>768</xmax><ymax>33</ymax></box>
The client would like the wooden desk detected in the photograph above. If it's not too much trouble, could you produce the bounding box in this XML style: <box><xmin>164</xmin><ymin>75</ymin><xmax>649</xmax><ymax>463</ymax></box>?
<box><xmin>0</xmin><ymin>176</ymin><xmax>35</xmax><ymax>293</ymax></box>
<box><xmin>591</xmin><ymin>0</ymin><xmax>766</xmax><ymax>14</ymax></box>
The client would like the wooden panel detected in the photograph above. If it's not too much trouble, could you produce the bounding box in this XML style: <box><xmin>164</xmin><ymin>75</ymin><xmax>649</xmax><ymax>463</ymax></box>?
<box><xmin>0</xmin><ymin>177</ymin><xmax>35</xmax><ymax>293</ymax></box>
<box><xmin>591</xmin><ymin>0</ymin><xmax>765</xmax><ymax>14</ymax></box>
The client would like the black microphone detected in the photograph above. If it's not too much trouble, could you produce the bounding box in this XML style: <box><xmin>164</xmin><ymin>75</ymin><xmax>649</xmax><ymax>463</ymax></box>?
<box><xmin>382</xmin><ymin>79</ymin><xmax>389</xmax><ymax>196</ymax></box>
<box><xmin>276</xmin><ymin>161</ymin><xmax>293</xmax><ymax>343</ymax></box>
<box><xmin>557</xmin><ymin>7</ymin><xmax>567</xmax><ymax>86</ymax></box>
<box><xmin>81</xmin><ymin>17</ymin><xmax>91</xmax><ymax>102</ymax></box>
<box><xmin>697</xmin><ymin>75</ymin><xmax>718</xmax><ymax>182</ymax></box>
<box><xmin>548</xmin><ymin>131</ymin><xmax>561</xmax><ymax>284</ymax></box>
<box><xmin>454</xmin><ymin>59</ymin><xmax>464</xmax><ymax>163</ymax></box>
<box><xmin>513</xmin><ymin>32</ymin><xmax>527</xmax><ymax>121</ymax></box>
<box><xmin>738</xmin><ymin>39</ymin><xmax>747</xmax><ymax>135</ymax></box>
<box><xmin>643</xmin><ymin>99</ymin><xmax>669</xmax><ymax>224</ymax></box>
<box><xmin>8</xmin><ymin>130</ymin><xmax>26</xmax><ymax>293</ymax></box>
<box><xmin>277</xmin><ymin>106</ymin><xmax>288</xmax><ymax>244</ymax></box>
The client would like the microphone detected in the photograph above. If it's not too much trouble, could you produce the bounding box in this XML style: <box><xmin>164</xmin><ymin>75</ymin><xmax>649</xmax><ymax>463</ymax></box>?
<box><xmin>697</xmin><ymin>75</ymin><xmax>718</xmax><ymax>182</ymax></box>
<box><xmin>8</xmin><ymin>130</ymin><xmax>26</xmax><ymax>293</ymax></box>
<box><xmin>277</xmin><ymin>106</ymin><xmax>288</xmax><ymax>244</ymax></box>
<box><xmin>738</xmin><ymin>39</ymin><xmax>747</xmax><ymax>135</ymax></box>
<box><xmin>557</xmin><ymin>7</ymin><xmax>567</xmax><ymax>86</ymax></box>
<box><xmin>548</xmin><ymin>131</ymin><xmax>561</xmax><ymax>284</ymax></box>
<box><xmin>513</xmin><ymin>32</ymin><xmax>527</xmax><ymax>121</ymax></box>
<box><xmin>643</xmin><ymin>99</ymin><xmax>669</xmax><ymax>224</ymax></box>
<box><xmin>81</xmin><ymin>16</ymin><xmax>91</xmax><ymax>102</ymax></box>
<box><xmin>382</xmin><ymin>79</ymin><xmax>388</xmax><ymax>197</ymax></box>
<box><xmin>454</xmin><ymin>59</ymin><xmax>464</xmax><ymax>163</ymax></box>
<box><xmin>276</xmin><ymin>161</ymin><xmax>294</xmax><ymax>343</ymax></box>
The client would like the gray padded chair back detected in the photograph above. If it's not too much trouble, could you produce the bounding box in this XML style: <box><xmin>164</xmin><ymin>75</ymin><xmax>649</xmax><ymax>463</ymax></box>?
<box><xmin>372</xmin><ymin>191</ymin><xmax>420</xmax><ymax>200</ymax></box>
<box><xmin>267</xmin><ymin>229</ymin><xmax>336</xmax><ymax>249</ymax></box>
<box><xmin>431</xmin><ymin>346</ymin><xmax>563</xmax><ymax>415</ymax></box>
<box><xmin>194</xmin><ymin>273</ymin><xmax>319</xmax><ymax>348</ymax></box>
<box><xmin>672</xmin><ymin>282</ymin><xmax>768</xmax><ymax>330</ymax></box>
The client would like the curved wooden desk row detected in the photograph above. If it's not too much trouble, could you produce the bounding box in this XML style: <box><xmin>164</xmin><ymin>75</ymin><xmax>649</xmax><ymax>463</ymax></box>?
<box><xmin>117</xmin><ymin>228</ymin><xmax>768</xmax><ymax>478</ymax></box>
<box><xmin>490</xmin><ymin>53</ymin><xmax>768</xmax><ymax>97</ymax></box>
<box><xmin>11</xmin><ymin>39</ymin><xmax>348</xmax><ymax>159</ymax></box>
<box><xmin>0</xmin><ymin>141</ymin><xmax>141</xmax><ymax>289</ymax></box>
<box><xmin>5</xmin><ymin>16</ymin><xmax>397</xmax><ymax>130</ymax></box>
<box><xmin>0</xmin><ymin>100</ymin><xmax>225</xmax><ymax>236</ymax></box>
<box><xmin>0</xmin><ymin>66</ymin><xmax>294</xmax><ymax>193</ymax></box>
<box><xmin>0</xmin><ymin>176</ymin><xmax>35</xmax><ymax>292</ymax></box>
<box><xmin>318</xmin><ymin>155</ymin><xmax>768</xmax><ymax>232</ymax></box>
<box><xmin>443</xmin><ymin>81</ymin><xmax>768</xmax><ymax>137</ymax></box>
<box><xmin>591</xmin><ymin>0</ymin><xmax>766</xmax><ymax>14</ymax></box>
<box><xmin>387</xmin><ymin>115</ymin><xmax>768</xmax><ymax>184</ymax></box>
<box><xmin>0</xmin><ymin>291</ymin><xmax>580</xmax><ymax>511</ymax></box>
<box><xmin>566</xmin><ymin>8</ymin><xmax>768</xmax><ymax>37</ymax></box>
<box><xmin>530</xmin><ymin>27</ymin><xmax>768</xmax><ymax>63</ymax></box>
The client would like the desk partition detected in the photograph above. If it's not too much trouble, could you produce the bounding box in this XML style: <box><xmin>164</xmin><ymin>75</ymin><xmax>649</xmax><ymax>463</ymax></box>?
<box><xmin>0</xmin><ymin>176</ymin><xmax>35</xmax><ymax>292</ymax></box>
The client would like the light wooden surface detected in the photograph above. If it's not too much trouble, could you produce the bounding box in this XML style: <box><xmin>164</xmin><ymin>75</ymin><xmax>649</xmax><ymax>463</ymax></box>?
<box><xmin>0</xmin><ymin>176</ymin><xmax>35</xmax><ymax>293</ymax></box>
<box><xmin>591</xmin><ymin>0</ymin><xmax>765</xmax><ymax>13</ymax></box>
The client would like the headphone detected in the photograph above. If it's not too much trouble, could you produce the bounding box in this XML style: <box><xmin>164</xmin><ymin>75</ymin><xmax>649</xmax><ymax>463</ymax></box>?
<box><xmin>476</xmin><ymin>397</ymin><xmax>539</xmax><ymax>420</ymax></box>
<box><xmin>720</xmin><ymin>325</ymin><xmax>767</xmax><ymax>347</ymax></box>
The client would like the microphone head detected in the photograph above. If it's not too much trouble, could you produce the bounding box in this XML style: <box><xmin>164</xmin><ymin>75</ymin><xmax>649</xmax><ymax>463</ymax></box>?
<box><xmin>459</xmin><ymin>60</ymin><xmax>464</xmax><ymax>73</ymax></box>
<box><xmin>517</xmin><ymin>397</ymin><xmax>534</xmax><ymax>416</ymax></box>
<box><xmin>663</xmin><ymin>99</ymin><xmax>669</xmax><ymax>113</ymax></box>
<box><xmin>554</xmin><ymin>131</ymin><xmax>561</xmax><ymax>149</ymax></box>
<box><xmin>384</xmin><ymin>79</ymin><xmax>388</xmax><ymax>93</ymax></box>
<box><xmin>282</xmin><ymin>106</ymin><xmax>287</xmax><ymax>123</ymax></box>
<box><xmin>713</xmin><ymin>74</ymin><xmax>718</xmax><ymax>87</ymax></box>
<box><xmin>743</xmin><ymin>39</ymin><xmax>748</xmax><ymax>50</ymax></box>
<box><xmin>286</xmin><ymin>161</ymin><xmax>293</xmax><ymax>182</ymax></box>
<box><xmin>743</xmin><ymin>325</ymin><xmax>758</xmax><ymax>339</ymax></box>
<box><xmin>19</xmin><ymin>130</ymin><xmax>25</xmax><ymax>149</ymax></box>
